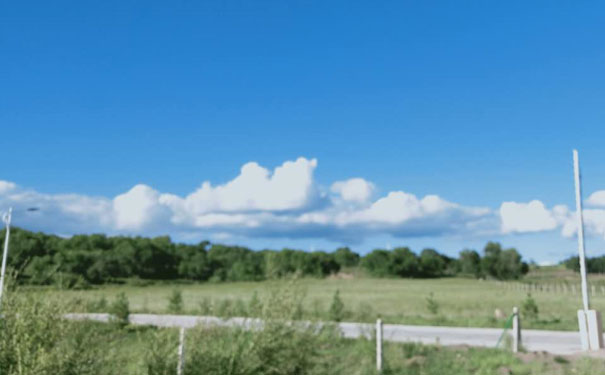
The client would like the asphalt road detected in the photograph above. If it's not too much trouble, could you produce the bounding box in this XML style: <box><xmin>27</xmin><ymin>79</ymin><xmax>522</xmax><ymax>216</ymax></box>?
<box><xmin>67</xmin><ymin>313</ymin><xmax>582</xmax><ymax>355</ymax></box>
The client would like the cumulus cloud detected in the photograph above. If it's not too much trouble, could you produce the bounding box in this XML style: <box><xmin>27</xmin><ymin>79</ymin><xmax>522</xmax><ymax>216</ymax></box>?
<box><xmin>587</xmin><ymin>191</ymin><xmax>605</xmax><ymax>207</ymax></box>
<box><xmin>181</xmin><ymin>158</ymin><xmax>319</xmax><ymax>215</ymax></box>
<box><xmin>500</xmin><ymin>200</ymin><xmax>558</xmax><ymax>234</ymax></box>
<box><xmin>7</xmin><ymin>156</ymin><xmax>605</xmax><ymax>243</ymax></box>
<box><xmin>0</xmin><ymin>181</ymin><xmax>16</xmax><ymax>194</ymax></box>
<box><xmin>113</xmin><ymin>184</ymin><xmax>171</xmax><ymax>231</ymax></box>
<box><xmin>331</xmin><ymin>178</ymin><xmax>374</xmax><ymax>204</ymax></box>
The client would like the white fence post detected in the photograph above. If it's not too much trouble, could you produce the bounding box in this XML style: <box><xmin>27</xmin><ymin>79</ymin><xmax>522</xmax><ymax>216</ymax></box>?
<box><xmin>376</xmin><ymin>318</ymin><xmax>383</xmax><ymax>373</ymax></box>
<box><xmin>177</xmin><ymin>327</ymin><xmax>186</xmax><ymax>375</ymax></box>
<box><xmin>512</xmin><ymin>307</ymin><xmax>521</xmax><ymax>353</ymax></box>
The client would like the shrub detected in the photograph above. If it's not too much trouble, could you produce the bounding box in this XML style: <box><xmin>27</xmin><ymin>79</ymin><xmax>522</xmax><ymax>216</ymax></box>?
<box><xmin>109</xmin><ymin>292</ymin><xmax>130</xmax><ymax>328</ymax></box>
<box><xmin>522</xmin><ymin>293</ymin><xmax>539</xmax><ymax>321</ymax></box>
<box><xmin>329</xmin><ymin>289</ymin><xmax>345</xmax><ymax>322</ymax></box>
<box><xmin>426</xmin><ymin>292</ymin><xmax>440</xmax><ymax>315</ymax></box>
<box><xmin>168</xmin><ymin>289</ymin><xmax>184</xmax><ymax>314</ymax></box>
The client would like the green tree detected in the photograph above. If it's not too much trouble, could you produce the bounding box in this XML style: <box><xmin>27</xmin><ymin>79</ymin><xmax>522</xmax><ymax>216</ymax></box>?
<box><xmin>481</xmin><ymin>242</ymin><xmax>527</xmax><ymax>280</ymax></box>
<box><xmin>419</xmin><ymin>248</ymin><xmax>446</xmax><ymax>277</ymax></box>
<box><xmin>390</xmin><ymin>247</ymin><xmax>420</xmax><ymax>277</ymax></box>
<box><xmin>458</xmin><ymin>249</ymin><xmax>482</xmax><ymax>277</ymax></box>
<box><xmin>360</xmin><ymin>249</ymin><xmax>392</xmax><ymax>277</ymax></box>
<box><xmin>333</xmin><ymin>247</ymin><xmax>360</xmax><ymax>268</ymax></box>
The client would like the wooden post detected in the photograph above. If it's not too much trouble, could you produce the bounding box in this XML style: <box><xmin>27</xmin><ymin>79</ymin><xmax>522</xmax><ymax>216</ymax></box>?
<box><xmin>177</xmin><ymin>327</ymin><xmax>185</xmax><ymax>375</ymax></box>
<box><xmin>376</xmin><ymin>318</ymin><xmax>383</xmax><ymax>373</ymax></box>
<box><xmin>592</xmin><ymin>285</ymin><xmax>596</xmax><ymax>297</ymax></box>
<box><xmin>512</xmin><ymin>307</ymin><xmax>521</xmax><ymax>353</ymax></box>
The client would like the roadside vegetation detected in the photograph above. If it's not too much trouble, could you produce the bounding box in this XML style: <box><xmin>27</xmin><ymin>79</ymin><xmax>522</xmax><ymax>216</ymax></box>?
<box><xmin>2</xmin><ymin>279</ymin><xmax>604</xmax><ymax>374</ymax></box>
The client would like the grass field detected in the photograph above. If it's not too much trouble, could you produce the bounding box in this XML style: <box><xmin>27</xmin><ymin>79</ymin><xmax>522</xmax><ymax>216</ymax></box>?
<box><xmin>9</xmin><ymin>269</ymin><xmax>605</xmax><ymax>375</ymax></box>
<box><xmin>32</xmin><ymin>266</ymin><xmax>605</xmax><ymax>331</ymax></box>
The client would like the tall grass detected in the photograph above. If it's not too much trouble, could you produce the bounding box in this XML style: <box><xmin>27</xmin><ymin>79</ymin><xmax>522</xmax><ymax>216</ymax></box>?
<box><xmin>145</xmin><ymin>279</ymin><xmax>341</xmax><ymax>375</ymax></box>
<box><xmin>0</xmin><ymin>288</ymin><xmax>116</xmax><ymax>374</ymax></box>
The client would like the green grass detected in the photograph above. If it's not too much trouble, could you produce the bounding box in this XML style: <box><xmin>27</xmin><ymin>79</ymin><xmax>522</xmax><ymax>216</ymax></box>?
<box><xmin>8</xmin><ymin>272</ymin><xmax>605</xmax><ymax>375</ymax></box>
<box><xmin>57</xmin><ymin>325</ymin><xmax>605</xmax><ymax>374</ymax></box>
<box><xmin>30</xmin><ymin>271</ymin><xmax>603</xmax><ymax>331</ymax></box>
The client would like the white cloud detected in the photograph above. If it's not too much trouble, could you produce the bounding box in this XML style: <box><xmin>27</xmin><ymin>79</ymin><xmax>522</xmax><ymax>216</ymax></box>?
<box><xmin>182</xmin><ymin>157</ymin><xmax>319</xmax><ymax>214</ymax></box>
<box><xmin>113</xmin><ymin>184</ymin><xmax>170</xmax><ymax>231</ymax></box>
<box><xmin>500</xmin><ymin>200</ymin><xmax>558</xmax><ymax>234</ymax></box>
<box><xmin>354</xmin><ymin>192</ymin><xmax>447</xmax><ymax>224</ymax></box>
<box><xmin>10</xmin><ymin>157</ymin><xmax>605</xmax><ymax>244</ymax></box>
<box><xmin>331</xmin><ymin>178</ymin><xmax>374</xmax><ymax>203</ymax></box>
<box><xmin>0</xmin><ymin>181</ymin><xmax>16</xmax><ymax>194</ymax></box>
<box><xmin>560</xmin><ymin>207</ymin><xmax>605</xmax><ymax>239</ymax></box>
<box><xmin>587</xmin><ymin>191</ymin><xmax>605</xmax><ymax>207</ymax></box>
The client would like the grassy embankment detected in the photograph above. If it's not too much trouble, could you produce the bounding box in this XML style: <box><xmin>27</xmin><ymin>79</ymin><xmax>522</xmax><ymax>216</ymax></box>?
<box><xmin>33</xmin><ymin>265</ymin><xmax>605</xmax><ymax>331</ymax></box>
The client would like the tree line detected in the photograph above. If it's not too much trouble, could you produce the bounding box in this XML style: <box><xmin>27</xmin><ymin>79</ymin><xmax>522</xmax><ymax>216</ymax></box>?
<box><xmin>0</xmin><ymin>227</ymin><xmax>528</xmax><ymax>287</ymax></box>
<box><xmin>563</xmin><ymin>255</ymin><xmax>605</xmax><ymax>273</ymax></box>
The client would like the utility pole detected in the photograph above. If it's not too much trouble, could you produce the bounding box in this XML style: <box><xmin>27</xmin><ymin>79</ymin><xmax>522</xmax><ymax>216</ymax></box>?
<box><xmin>574</xmin><ymin>150</ymin><xmax>590</xmax><ymax>313</ymax></box>
<box><xmin>0</xmin><ymin>207</ymin><xmax>12</xmax><ymax>308</ymax></box>
<box><xmin>573</xmin><ymin>150</ymin><xmax>603</xmax><ymax>350</ymax></box>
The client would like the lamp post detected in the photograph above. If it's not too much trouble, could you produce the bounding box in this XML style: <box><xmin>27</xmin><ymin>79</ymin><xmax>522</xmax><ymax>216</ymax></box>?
<box><xmin>0</xmin><ymin>207</ymin><xmax>40</xmax><ymax>309</ymax></box>
<box><xmin>0</xmin><ymin>207</ymin><xmax>13</xmax><ymax>308</ymax></box>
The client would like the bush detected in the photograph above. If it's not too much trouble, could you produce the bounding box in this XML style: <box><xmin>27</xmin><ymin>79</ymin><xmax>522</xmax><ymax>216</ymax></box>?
<box><xmin>522</xmin><ymin>293</ymin><xmax>539</xmax><ymax>321</ymax></box>
<box><xmin>109</xmin><ymin>292</ymin><xmax>130</xmax><ymax>328</ymax></box>
<box><xmin>168</xmin><ymin>289</ymin><xmax>184</xmax><ymax>314</ymax></box>
<box><xmin>329</xmin><ymin>289</ymin><xmax>345</xmax><ymax>322</ymax></box>
<box><xmin>426</xmin><ymin>292</ymin><xmax>440</xmax><ymax>315</ymax></box>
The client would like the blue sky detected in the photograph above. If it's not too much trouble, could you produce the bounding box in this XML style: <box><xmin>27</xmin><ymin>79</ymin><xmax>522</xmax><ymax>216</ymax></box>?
<box><xmin>2</xmin><ymin>1</ymin><xmax>605</xmax><ymax>263</ymax></box>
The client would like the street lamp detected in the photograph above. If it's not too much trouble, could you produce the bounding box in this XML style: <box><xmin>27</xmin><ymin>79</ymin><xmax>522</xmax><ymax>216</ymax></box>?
<box><xmin>0</xmin><ymin>207</ymin><xmax>40</xmax><ymax>308</ymax></box>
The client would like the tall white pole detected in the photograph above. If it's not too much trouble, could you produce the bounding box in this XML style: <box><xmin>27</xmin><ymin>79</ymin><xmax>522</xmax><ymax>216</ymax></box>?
<box><xmin>376</xmin><ymin>318</ymin><xmax>383</xmax><ymax>372</ymax></box>
<box><xmin>177</xmin><ymin>327</ymin><xmax>186</xmax><ymax>375</ymax></box>
<box><xmin>0</xmin><ymin>207</ymin><xmax>12</xmax><ymax>308</ymax></box>
<box><xmin>573</xmin><ymin>150</ymin><xmax>590</xmax><ymax>312</ymax></box>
